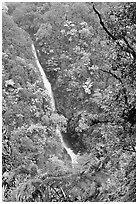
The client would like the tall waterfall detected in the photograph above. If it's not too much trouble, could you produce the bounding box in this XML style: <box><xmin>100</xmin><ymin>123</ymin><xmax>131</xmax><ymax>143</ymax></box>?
<box><xmin>32</xmin><ymin>44</ymin><xmax>55</xmax><ymax>112</ymax></box>
<box><xmin>31</xmin><ymin>43</ymin><xmax>78</xmax><ymax>164</ymax></box>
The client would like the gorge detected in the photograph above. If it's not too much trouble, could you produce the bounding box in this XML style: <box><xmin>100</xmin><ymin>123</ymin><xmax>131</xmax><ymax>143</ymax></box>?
<box><xmin>31</xmin><ymin>43</ymin><xmax>78</xmax><ymax>165</ymax></box>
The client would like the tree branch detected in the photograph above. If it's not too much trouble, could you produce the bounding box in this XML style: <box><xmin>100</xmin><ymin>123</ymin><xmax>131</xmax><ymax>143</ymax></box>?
<box><xmin>93</xmin><ymin>4</ymin><xmax>116</xmax><ymax>41</ymax></box>
<box><xmin>99</xmin><ymin>69</ymin><xmax>123</xmax><ymax>84</ymax></box>
<box><xmin>60</xmin><ymin>187</ymin><xmax>67</xmax><ymax>200</ymax></box>
<box><xmin>93</xmin><ymin>4</ymin><xmax>136</xmax><ymax>59</ymax></box>
<box><xmin>50</xmin><ymin>184</ymin><xmax>61</xmax><ymax>198</ymax></box>
<box><xmin>122</xmin><ymin>36</ymin><xmax>136</xmax><ymax>59</ymax></box>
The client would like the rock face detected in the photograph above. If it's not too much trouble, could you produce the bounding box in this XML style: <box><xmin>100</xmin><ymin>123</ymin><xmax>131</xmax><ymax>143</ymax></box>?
<box><xmin>32</xmin><ymin>43</ymin><xmax>78</xmax><ymax>164</ymax></box>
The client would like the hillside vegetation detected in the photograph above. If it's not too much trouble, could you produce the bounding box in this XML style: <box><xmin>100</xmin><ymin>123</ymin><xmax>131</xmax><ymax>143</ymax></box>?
<box><xmin>2</xmin><ymin>2</ymin><xmax>136</xmax><ymax>202</ymax></box>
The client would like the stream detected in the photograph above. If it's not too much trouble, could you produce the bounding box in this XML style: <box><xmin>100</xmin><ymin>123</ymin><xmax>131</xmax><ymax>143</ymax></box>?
<box><xmin>31</xmin><ymin>43</ymin><xmax>78</xmax><ymax>165</ymax></box>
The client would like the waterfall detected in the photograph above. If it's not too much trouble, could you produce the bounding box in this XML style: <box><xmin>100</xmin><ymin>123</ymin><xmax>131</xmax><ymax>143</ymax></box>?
<box><xmin>56</xmin><ymin>127</ymin><xmax>78</xmax><ymax>164</ymax></box>
<box><xmin>32</xmin><ymin>44</ymin><xmax>55</xmax><ymax>112</ymax></box>
<box><xmin>31</xmin><ymin>43</ymin><xmax>78</xmax><ymax>164</ymax></box>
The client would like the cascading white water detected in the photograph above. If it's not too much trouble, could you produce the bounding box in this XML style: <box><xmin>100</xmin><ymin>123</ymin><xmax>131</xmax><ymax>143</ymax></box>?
<box><xmin>56</xmin><ymin>127</ymin><xmax>78</xmax><ymax>164</ymax></box>
<box><xmin>32</xmin><ymin>44</ymin><xmax>55</xmax><ymax>112</ymax></box>
<box><xmin>31</xmin><ymin>43</ymin><xmax>78</xmax><ymax>164</ymax></box>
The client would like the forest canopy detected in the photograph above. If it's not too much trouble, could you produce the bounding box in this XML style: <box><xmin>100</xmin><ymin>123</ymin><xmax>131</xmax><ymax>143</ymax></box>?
<box><xmin>2</xmin><ymin>2</ymin><xmax>136</xmax><ymax>202</ymax></box>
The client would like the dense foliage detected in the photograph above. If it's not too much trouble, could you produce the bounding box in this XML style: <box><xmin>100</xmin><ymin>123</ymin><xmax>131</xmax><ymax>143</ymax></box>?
<box><xmin>2</xmin><ymin>2</ymin><xmax>136</xmax><ymax>202</ymax></box>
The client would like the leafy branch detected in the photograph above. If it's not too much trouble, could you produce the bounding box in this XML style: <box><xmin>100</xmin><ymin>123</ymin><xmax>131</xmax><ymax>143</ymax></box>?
<box><xmin>93</xmin><ymin>4</ymin><xmax>136</xmax><ymax>59</ymax></box>
<box><xmin>93</xmin><ymin>5</ymin><xmax>116</xmax><ymax>41</ymax></box>
<box><xmin>99</xmin><ymin>69</ymin><xmax>123</xmax><ymax>84</ymax></box>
